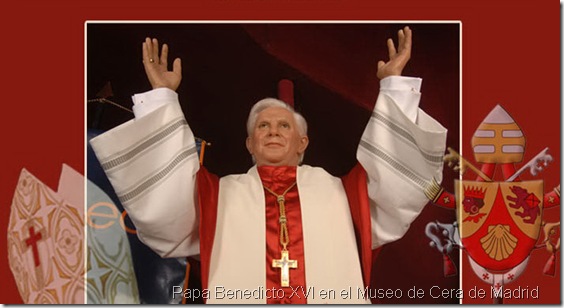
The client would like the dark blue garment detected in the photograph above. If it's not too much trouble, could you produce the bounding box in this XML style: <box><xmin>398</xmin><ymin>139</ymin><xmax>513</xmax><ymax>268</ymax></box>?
<box><xmin>87</xmin><ymin>129</ymin><xmax>203</xmax><ymax>304</ymax></box>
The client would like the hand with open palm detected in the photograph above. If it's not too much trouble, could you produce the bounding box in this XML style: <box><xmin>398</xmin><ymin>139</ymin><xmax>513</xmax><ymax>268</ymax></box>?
<box><xmin>142</xmin><ymin>37</ymin><xmax>182</xmax><ymax>91</ymax></box>
<box><xmin>377</xmin><ymin>26</ymin><xmax>412</xmax><ymax>80</ymax></box>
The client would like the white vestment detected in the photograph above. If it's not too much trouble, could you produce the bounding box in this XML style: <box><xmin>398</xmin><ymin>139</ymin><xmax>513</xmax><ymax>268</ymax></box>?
<box><xmin>89</xmin><ymin>76</ymin><xmax>448</xmax><ymax>303</ymax></box>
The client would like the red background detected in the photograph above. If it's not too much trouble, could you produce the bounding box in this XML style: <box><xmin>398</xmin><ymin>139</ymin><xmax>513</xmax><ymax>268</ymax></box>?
<box><xmin>0</xmin><ymin>0</ymin><xmax>559</xmax><ymax>304</ymax></box>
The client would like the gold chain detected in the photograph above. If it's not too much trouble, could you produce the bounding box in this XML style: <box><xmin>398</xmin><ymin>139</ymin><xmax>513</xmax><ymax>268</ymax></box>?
<box><xmin>263</xmin><ymin>182</ymin><xmax>297</xmax><ymax>251</ymax></box>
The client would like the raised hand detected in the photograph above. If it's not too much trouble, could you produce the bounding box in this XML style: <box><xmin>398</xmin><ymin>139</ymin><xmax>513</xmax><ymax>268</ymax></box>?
<box><xmin>142</xmin><ymin>37</ymin><xmax>182</xmax><ymax>91</ymax></box>
<box><xmin>377</xmin><ymin>26</ymin><xmax>412</xmax><ymax>80</ymax></box>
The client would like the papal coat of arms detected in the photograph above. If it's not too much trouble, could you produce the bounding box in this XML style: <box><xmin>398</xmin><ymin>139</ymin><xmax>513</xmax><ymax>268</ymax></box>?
<box><xmin>424</xmin><ymin>105</ymin><xmax>560</xmax><ymax>302</ymax></box>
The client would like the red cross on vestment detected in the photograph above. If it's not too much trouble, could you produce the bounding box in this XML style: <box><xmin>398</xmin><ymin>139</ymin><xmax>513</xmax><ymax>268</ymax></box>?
<box><xmin>25</xmin><ymin>226</ymin><xmax>43</xmax><ymax>267</ymax></box>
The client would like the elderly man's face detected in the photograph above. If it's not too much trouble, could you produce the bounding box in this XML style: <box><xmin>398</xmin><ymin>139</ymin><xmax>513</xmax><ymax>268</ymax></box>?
<box><xmin>246</xmin><ymin>107</ymin><xmax>309</xmax><ymax>166</ymax></box>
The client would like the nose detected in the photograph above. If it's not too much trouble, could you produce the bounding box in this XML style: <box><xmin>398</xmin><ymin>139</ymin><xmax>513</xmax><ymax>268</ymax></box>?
<box><xmin>267</xmin><ymin>125</ymin><xmax>280</xmax><ymax>136</ymax></box>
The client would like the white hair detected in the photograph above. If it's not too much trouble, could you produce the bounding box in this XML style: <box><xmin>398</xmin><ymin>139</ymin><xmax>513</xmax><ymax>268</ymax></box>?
<box><xmin>246</xmin><ymin>98</ymin><xmax>308</xmax><ymax>164</ymax></box>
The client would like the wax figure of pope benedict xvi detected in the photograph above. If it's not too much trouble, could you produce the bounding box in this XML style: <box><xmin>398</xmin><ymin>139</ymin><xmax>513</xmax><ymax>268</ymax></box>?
<box><xmin>90</xmin><ymin>26</ymin><xmax>448</xmax><ymax>304</ymax></box>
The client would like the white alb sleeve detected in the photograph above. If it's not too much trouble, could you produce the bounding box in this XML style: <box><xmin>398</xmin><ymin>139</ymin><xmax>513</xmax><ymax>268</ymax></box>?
<box><xmin>358</xmin><ymin>76</ymin><xmax>447</xmax><ymax>249</ymax></box>
<box><xmin>90</xmin><ymin>89</ymin><xmax>201</xmax><ymax>257</ymax></box>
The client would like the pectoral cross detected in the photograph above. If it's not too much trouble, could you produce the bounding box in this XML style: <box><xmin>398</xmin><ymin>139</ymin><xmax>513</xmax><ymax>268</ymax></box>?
<box><xmin>264</xmin><ymin>182</ymin><xmax>298</xmax><ymax>288</ymax></box>
<box><xmin>272</xmin><ymin>249</ymin><xmax>297</xmax><ymax>287</ymax></box>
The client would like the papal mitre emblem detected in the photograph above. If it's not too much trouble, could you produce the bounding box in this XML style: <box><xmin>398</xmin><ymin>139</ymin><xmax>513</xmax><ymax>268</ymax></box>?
<box><xmin>471</xmin><ymin>104</ymin><xmax>526</xmax><ymax>164</ymax></box>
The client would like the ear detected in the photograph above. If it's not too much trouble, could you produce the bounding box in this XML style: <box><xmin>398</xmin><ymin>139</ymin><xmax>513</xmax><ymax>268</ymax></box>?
<box><xmin>246</xmin><ymin>136</ymin><xmax>253</xmax><ymax>155</ymax></box>
<box><xmin>298</xmin><ymin>136</ymin><xmax>309</xmax><ymax>154</ymax></box>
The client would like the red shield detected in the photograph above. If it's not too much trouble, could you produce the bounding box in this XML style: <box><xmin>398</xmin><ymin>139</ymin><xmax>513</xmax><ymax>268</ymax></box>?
<box><xmin>456</xmin><ymin>180</ymin><xmax>543</xmax><ymax>271</ymax></box>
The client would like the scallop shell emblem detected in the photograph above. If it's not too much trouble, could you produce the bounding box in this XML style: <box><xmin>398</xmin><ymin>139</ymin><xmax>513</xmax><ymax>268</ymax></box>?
<box><xmin>480</xmin><ymin>225</ymin><xmax>518</xmax><ymax>260</ymax></box>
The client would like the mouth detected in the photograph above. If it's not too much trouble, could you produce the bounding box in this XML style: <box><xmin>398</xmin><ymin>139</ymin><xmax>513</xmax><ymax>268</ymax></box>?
<box><xmin>265</xmin><ymin>142</ymin><xmax>284</xmax><ymax>147</ymax></box>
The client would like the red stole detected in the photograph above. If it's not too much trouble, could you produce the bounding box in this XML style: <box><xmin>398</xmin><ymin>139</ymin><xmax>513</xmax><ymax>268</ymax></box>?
<box><xmin>258</xmin><ymin>166</ymin><xmax>306</xmax><ymax>304</ymax></box>
<box><xmin>196</xmin><ymin>163</ymin><xmax>374</xmax><ymax>303</ymax></box>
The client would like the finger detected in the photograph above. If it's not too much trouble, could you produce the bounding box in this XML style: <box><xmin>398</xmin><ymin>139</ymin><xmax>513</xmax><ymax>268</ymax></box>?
<box><xmin>172</xmin><ymin>58</ymin><xmax>182</xmax><ymax>76</ymax></box>
<box><xmin>151</xmin><ymin>38</ymin><xmax>160</xmax><ymax>63</ymax></box>
<box><xmin>148</xmin><ymin>37</ymin><xmax>156</xmax><ymax>58</ymax></box>
<box><xmin>161</xmin><ymin>43</ymin><xmax>169</xmax><ymax>67</ymax></box>
<box><xmin>386</xmin><ymin>38</ymin><xmax>396</xmax><ymax>59</ymax></box>
<box><xmin>397</xmin><ymin>29</ymin><xmax>405</xmax><ymax>53</ymax></box>
<box><xmin>402</xmin><ymin>26</ymin><xmax>412</xmax><ymax>55</ymax></box>
<box><xmin>377</xmin><ymin>60</ymin><xmax>385</xmax><ymax>70</ymax></box>
<box><xmin>143</xmin><ymin>37</ymin><xmax>153</xmax><ymax>63</ymax></box>
<box><xmin>142</xmin><ymin>41</ymin><xmax>149</xmax><ymax>63</ymax></box>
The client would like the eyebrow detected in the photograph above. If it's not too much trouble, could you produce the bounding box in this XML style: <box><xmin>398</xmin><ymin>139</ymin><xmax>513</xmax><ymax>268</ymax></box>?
<box><xmin>258</xmin><ymin>118</ymin><xmax>291</xmax><ymax>124</ymax></box>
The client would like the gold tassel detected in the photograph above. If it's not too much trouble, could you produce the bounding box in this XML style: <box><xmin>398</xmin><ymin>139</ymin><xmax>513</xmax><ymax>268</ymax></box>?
<box><xmin>425</xmin><ymin>178</ymin><xmax>444</xmax><ymax>203</ymax></box>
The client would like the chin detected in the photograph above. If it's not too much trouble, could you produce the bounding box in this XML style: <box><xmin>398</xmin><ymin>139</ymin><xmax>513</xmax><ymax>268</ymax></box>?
<box><xmin>259</xmin><ymin>160</ymin><xmax>285</xmax><ymax>166</ymax></box>
<box><xmin>256</xmin><ymin>157</ymin><xmax>286</xmax><ymax>166</ymax></box>
<box><xmin>259</xmin><ymin>153</ymin><xmax>285</xmax><ymax>163</ymax></box>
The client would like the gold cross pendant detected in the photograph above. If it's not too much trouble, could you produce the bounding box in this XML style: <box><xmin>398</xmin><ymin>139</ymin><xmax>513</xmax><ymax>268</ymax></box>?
<box><xmin>272</xmin><ymin>249</ymin><xmax>298</xmax><ymax>287</ymax></box>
